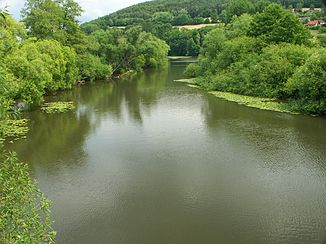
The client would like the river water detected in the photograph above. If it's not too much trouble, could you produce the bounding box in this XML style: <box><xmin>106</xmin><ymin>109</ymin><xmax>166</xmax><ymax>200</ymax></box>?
<box><xmin>8</xmin><ymin>60</ymin><xmax>326</xmax><ymax>244</ymax></box>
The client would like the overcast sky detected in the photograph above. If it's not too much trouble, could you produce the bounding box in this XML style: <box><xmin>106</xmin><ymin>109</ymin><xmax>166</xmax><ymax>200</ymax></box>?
<box><xmin>1</xmin><ymin>0</ymin><xmax>149</xmax><ymax>22</ymax></box>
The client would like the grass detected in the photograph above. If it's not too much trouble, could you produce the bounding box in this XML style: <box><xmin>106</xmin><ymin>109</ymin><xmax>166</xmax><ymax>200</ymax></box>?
<box><xmin>41</xmin><ymin>102</ymin><xmax>75</xmax><ymax>114</ymax></box>
<box><xmin>175</xmin><ymin>23</ymin><xmax>218</xmax><ymax>30</ymax></box>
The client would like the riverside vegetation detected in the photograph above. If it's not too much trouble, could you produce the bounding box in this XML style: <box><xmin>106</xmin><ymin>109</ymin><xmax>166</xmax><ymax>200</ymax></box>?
<box><xmin>0</xmin><ymin>0</ymin><xmax>325</xmax><ymax>242</ymax></box>
<box><xmin>185</xmin><ymin>4</ymin><xmax>326</xmax><ymax>115</ymax></box>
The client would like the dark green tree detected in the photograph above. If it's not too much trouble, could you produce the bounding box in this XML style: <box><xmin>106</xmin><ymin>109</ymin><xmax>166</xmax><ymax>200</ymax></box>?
<box><xmin>249</xmin><ymin>3</ymin><xmax>312</xmax><ymax>45</ymax></box>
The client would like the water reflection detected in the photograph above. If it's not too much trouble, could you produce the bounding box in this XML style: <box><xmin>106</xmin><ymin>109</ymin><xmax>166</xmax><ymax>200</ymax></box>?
<box><xmin>7</xmin><ymin>61</ymin><xmax>326</xmax><ymax>244</ymax></box>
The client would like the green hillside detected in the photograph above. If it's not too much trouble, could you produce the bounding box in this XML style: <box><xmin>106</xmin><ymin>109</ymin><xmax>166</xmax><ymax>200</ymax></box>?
<box><xmin>82</xmin><ymin>0</ymin><xmax>323</xmax><ymax>30</ymax></box>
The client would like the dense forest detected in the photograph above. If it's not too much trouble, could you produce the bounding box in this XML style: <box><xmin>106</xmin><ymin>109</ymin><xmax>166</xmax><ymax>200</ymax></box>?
<box><xmin>81</xmin><ymin>0</ymin><xmax>324</xmax><ymax>29</ymax></box>
<box><xmin>81</xmin><ymin>0</ymin><xmax>325</xmax><ymax>56</ymax></box>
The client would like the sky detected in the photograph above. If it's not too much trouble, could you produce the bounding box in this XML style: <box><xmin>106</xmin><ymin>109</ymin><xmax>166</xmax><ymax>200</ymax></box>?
<box><xmin>1</xmin><ymin>0</ymin><xmax>149</xmax><ymax>22</ymax></box>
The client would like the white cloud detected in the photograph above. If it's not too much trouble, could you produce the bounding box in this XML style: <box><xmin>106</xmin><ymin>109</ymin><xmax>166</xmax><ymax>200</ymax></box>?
<box><xmin>1</xmin><ymin>0</ymin><xmax>149</xmax><ymax>22</ymax></box>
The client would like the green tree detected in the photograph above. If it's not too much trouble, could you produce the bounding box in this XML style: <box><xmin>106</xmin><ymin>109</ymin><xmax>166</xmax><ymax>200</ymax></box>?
<box><xmin>221</xmin><ymin>0</ymin><xmax>255</xmax><ymax>23</ymax></box>
<box><xmin>173</xmin><ymin>9</ymin><xmax>191</xmax><ymax>25</ymax></box>
<box><xmin>286</xmin><ymin>49</ymin><xmax>326</xmax><ymax>114</ymax></box>
<box><xmin>225</xmin><ymin>13</ymin><xmax>254</xmax><ymax>39</ymax></box>
<box><xmin>136</xmin><ymin>32</ymin><xmax>170</xmax><ymax>68</ymax></box>
<box><xmin>151</xmin><ymin>12</ymin><xmax>174</xmax><ymax>23</ymax></box>
<box><xmin>249</xmin><ymin>3</ymin><xmax>312</xmax><ymax>45</ymax></box>
<box><xmin>22</xmin><ymin>0</ymin><xmax>66</xmax><ymax>42</ymax></box>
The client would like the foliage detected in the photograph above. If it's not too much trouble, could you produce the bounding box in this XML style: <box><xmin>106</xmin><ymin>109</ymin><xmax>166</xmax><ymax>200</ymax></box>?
<box><xmin>22</xmin><ymin>0</ymin><xmax>83</xmax><ymax>46</ymax></box>
<box><xmin>188</xmin><ymin>6</ymin><xmax>324</xmax><ymax>115</ymax></box>
<box><xmin>209</xmin><ymin>91</ymin><xmax>294</xmax><ymax>113</ymax></box>
<box><xmin>286</xmin><ymin>49</ymin><xmax>326</xmax><ymax>114</ymax></box>
<box><xmin>77</xmin><ymin>53</ymin><xmax>112</xmax><ymax>81</ymax></box>
<box><xmin>0</xmin><ymin>144</ymin><xmax>56</xmax><ymax>243</ymax></box>
<box><xmin>136</xmin><ymin>32</ymin><xmax>170</xmax><ymax>68</ymax></box>
<box><xmin>225</xmin><ymin>14</ymin><xmax>253</xmax><ymax>39</ymax></box>
<box><xmin>220</xmin><ymin>0</ymin><xmax>255</xmax><ymax>23</ymax></box>
<box><xmin>3</xmin><ymin>39</ymin><xmax>79</xmax><ymax>105</ymax></box>
<box><xmin>0</xmin><ymin>119</ymin><xmax>29</xmax><ymax>140</ymax></box>
<box><xmin>82</xmin><ymin>0</ymin><xmax>323</xmax><ymax>28</ymax></box>
<box><xmin>41</xmin><ymin>101</ymin><xmax>75</xmax><ymax>113</ymax></box>
<box><xmin>249</xmin><ymin>4</ymin><xmax>312</xmax><ymax>45</ymax></box>
<box><xmin>91</xmin><ymin>27</ymin><xmax>169</xmax><ymax>74</ymax></box>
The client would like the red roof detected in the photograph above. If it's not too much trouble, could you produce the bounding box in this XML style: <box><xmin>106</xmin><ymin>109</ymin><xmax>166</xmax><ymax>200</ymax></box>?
<box><xmin>306</xmin><ymin>20</ymin><xmax>321</xmax><ymax>26</ymax></box>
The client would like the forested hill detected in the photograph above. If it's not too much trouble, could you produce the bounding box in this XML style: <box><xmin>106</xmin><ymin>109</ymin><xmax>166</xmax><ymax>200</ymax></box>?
<box><xmin>81</xmin><ymin>0</ymin><xmax>323</xmax><ymax>30</ymax></box>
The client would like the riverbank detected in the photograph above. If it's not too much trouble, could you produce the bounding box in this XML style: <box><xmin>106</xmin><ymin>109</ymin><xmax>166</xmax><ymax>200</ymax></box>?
<box><xmin>175</xmin><ymin>78</ymin><xmax>298</xmax><ymax>115</ymax></box>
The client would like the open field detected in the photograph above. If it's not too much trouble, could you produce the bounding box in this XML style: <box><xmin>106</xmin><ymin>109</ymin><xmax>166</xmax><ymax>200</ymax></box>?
<box><xmin>175</xmin><ymin>23</ymin><xmax>219</xmax><ymax>30</ymax></box>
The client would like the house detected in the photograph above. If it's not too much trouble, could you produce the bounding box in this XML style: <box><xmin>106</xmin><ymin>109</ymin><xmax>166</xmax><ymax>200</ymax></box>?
<box><xmin>305</xmin><ymin>20</ymin><xmax>325</xmax><ymax>26</ymax></box>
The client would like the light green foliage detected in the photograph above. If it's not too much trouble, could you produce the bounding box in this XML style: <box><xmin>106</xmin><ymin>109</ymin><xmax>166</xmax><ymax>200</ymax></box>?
<box><xmin>286</xmin><ymin>49</ymin><xmax>326</xmax><ymax>114</ymax></box>
<box><xmin>77</xmin><ymin>53</ymin><xmax>112</xmax><ymax>81</ymax></box>
<box><xmin>92</xmin><ymin>27</ymin><xmax>169</xmax><ymax>73</ymax></box>
<box><xmin>0</xmin><ymin>119</ymin><xmax>29</xmax><ymax>140</ymax></box>
<box><xmin>201</xmin><ymin>28</ymin><xmax>226</xmax><ymax>60</ymax></box>
<box><xmin>0</xmin><ymin>144</ymin><xmax>56</xmax><ymax>243</ymax></box>
<box><xmin>184</xmin><ymin>63</ymin><xmax>200</xmax><ymax>77</ymax></box>
<box><xmin>209</xmin><ymin>91</ymin><xmax>294</xmax><ymax>114</ymax></box>
<box><xmin>4</xmin><ymin>39</ymin><xmax>78</xmax><ymax>105</ymax></box>
<box><xmin>249</xmin><ymin>4</ymin><xmax>312</xmax><ymax>45</ymax></box>
<box><xmin>22</xmin><ymin>0</ymin><xmax>110</xmax><ymax>82</ymax></box>
<box><xmin>22</xmin><ymin>0</ymin><xmax>83</xmax><ymax>46</ymax></box>
<box><xmin>41</xmin><ymin>101</ymin><xmax>75</xmax><ymax>113</ymax></box>
<box><xmin>174</xmin><ymin>78</ymin><xmax>197</xmax><ymax>83</ymax></box>
<box><xmin>214</xmin><ymin>36</ymin><xmax>263</xmax><ymax>70</ymax></box>
<box><xmin>225</xmin><ymin>14</ymin><xmax>253</xmax><ymax>39</ymax></box>
<box><xmin>136</xmin><ymin>32</ymin><xmax>170</xmax><ymax>68</ymax></box>
<box><xmin>0</xmin><ymin>16</ymin><xmax>26</xmax><ymax>56</ymax></box>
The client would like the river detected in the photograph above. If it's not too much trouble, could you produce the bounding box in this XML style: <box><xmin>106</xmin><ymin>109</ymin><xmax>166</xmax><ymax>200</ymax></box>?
<box><xmin>8</xmin><ymin>59</ymin><xmax>326</xmax><ymax>244</ymax></box>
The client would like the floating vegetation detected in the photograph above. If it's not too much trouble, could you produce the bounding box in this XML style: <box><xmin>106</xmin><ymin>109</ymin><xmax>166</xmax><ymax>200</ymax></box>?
<box><xmin>209</xmin><ymin>91</ymin><xmax>298</xmax><ymax>114</ymax></box>
<box><xmin>174</xmin><ymin>78</ymin><xmax>197</xmax><ymax>84</ymax></box>
<box><xmin>187</xmin><ymin>84</ymin><xmax>201</xmax><ymax>89</ymax></box>
<box><xmin>0</xmin><ymin>119</ymin><xmax>29</xmax><ymax>141</ymax></box>
<box><xmin>41</xmin><ymin>102</ymin><xmax>75</xmax><ymax>114</ymax></box>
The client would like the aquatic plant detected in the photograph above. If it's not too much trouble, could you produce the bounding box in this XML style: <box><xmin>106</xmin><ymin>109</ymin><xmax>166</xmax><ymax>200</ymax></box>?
<box><xmin>209</xmin><ymin>91</ymin><xmax>297</xmax><ymax>114</ymax></box>
<box><xmin>174</xmin><ymin>78</ymin><xmax>197</xmax><ymax>84</ymax></box>
<box><xmin>0</xmin><ymin>119</ymin><xmax>29</xmax><ymax>141</ymax></box>
<box><xmin>41</xmin><ymin>102</ymin><xmax>75</xmax><ymax>114</ymax></box>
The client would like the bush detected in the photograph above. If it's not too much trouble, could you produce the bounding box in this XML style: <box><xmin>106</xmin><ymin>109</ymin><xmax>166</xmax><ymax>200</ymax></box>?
<box><xmin>286</xmin><ymin>49</ymin><xmax>326</xmax><ymax>114</ymax></box>
<box><xmin>77</xmin><ymin>54</ymin><xmax>113</xmax><ymax>81</ymax></box>
<box><xmin>3</xmin><ymin>39</ymin><xmax>79</xmax><ymax>105</ymax></box>
<box><xmin>0</xmin><ymin>144</ymin><xmax>56</xmax><ymax>243</ymax></box>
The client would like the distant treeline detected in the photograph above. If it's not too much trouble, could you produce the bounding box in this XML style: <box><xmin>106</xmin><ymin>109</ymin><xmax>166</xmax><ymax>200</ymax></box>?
<box><xmin>81</xmin><ymin>0</ymin><xmax>324</xmax><ymax>29</ymax></box>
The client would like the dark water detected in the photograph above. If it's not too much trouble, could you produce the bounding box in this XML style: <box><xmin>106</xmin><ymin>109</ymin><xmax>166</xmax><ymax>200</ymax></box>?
<box><xmin>8</xmin><ymin>61</ymin><xmax>326</xmax><ymax>244</ymax></box>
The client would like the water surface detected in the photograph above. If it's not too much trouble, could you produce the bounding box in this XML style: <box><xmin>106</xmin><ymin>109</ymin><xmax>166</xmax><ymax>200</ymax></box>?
<box><xmin>9</xmin><ymin>60</ymin><xmax>326</xmax><ymax>244</ymax></box>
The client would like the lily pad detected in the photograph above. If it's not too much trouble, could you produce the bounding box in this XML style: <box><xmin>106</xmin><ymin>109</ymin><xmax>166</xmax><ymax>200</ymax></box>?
<box><xmin>0</xmin><ymin>119</ymin><xmax>29</xmax><ymax>140</ymax></box>
<box><xmin>209</xmin><ymin>91</ymin><xmax>298</xmax><ymax>114</ymax></box>
<box><xmin>41</xmin><ymin>102</ymin><xmax>75</xmax><ymax>114</ymax></box>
